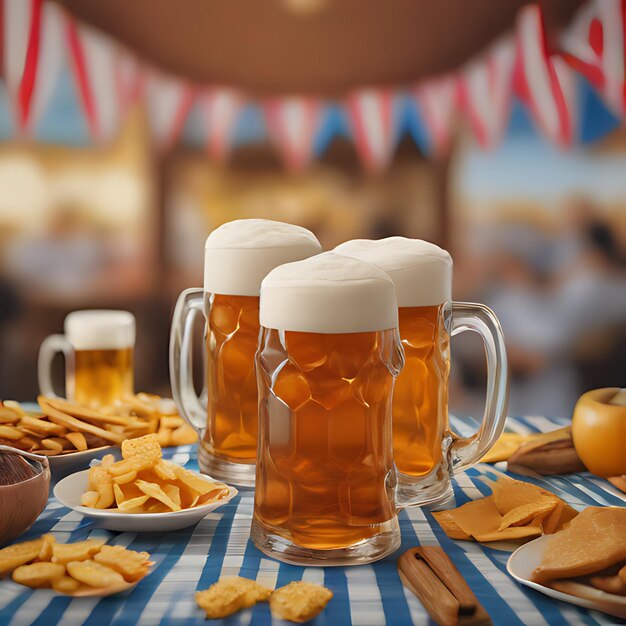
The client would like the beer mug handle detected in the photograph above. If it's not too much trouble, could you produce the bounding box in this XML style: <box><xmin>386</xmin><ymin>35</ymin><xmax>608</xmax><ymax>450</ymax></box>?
<box><xmin>447</xmin><ymin>302</ymin><xmax>509</xmax><ymax>473</ymax></box>
<box><xmin>38</xmin><ymin>334</ymin><xmax>75</xmax><ymax>398</ymax></box>
<box><xmin>169</xmin><ymin>288</ymin><xmax>207</xmax><ymax>438</ymax></box>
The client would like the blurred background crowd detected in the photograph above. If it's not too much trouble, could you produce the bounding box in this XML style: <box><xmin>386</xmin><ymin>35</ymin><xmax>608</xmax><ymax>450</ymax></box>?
<box><xmin>0</xmin><ymin>0</ymin><xmax>624</xmax><ymax>420</ymax></box>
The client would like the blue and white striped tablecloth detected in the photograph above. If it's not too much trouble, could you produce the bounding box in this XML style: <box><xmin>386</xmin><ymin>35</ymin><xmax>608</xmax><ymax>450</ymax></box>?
<box><xmin>1</xmin><ymin>415</ymin><xmax>624</xmax><ymax>626</ymax></box>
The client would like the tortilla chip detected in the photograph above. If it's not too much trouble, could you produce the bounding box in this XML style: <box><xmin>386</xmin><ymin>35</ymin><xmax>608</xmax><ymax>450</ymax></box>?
<box><xmin>498</xmin><ymin>496</ymin><xmax>558</xmax><ymax>530</ymax></box>
<box><xmin>441</xmin><ymin>496</ymin><xmax>540</xmax><ymax>542</ymax></box>
<box><xmin>475</xmin><ymin>526</ymin><xmax>542</xmax><ymax>543</ymax></box>
<box><xmin>532</xmin><ymin>507</ymin><xmax>626</xmax><ymax>585</ymax></box>
<box><xmin>431</xmin><ymin>509</ymin><xmax>471</xmax><ymax>540</ymax></box>
<box><xmin>481</xmin><ymin>433</ymin><xmax>530</xmax><ymax>463</ymax></box>
<box><xmin>542</xmin><ymin>501</ymin><xmax>578</xmax><ymax>534</ymax></box>
<box><xmin>492</xmin><ymin>476</ymin><xmax>558</xmax><ymax>515</ymax></box>
<box><xmin>433</xmin><ymin>476</ymin><xmax>578</xmax><ymax>544</ymax></box>
<box><xmin>481</xmin><ymin>428</ymin><xmax>572</xmax><ymax>464</ymax></box>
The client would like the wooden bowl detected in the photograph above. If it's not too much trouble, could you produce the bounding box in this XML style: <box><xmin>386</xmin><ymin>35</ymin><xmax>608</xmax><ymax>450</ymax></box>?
<box><xmin>0</xmin><ymin>446</ymin><xmax>50</xmax><ymax>546</ymax></box>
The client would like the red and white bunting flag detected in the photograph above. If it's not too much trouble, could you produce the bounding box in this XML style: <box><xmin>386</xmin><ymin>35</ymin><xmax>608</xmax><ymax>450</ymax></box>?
<box><xmin>560</xmin><ymin>0</ymin><xmax>625</xmax><ymax>116</ymax></box>
<box><xmin>265</xmin><ymin>97</ymin><xmax>321</xmax><ymax>171</ymax></box>
<box><xmin>145</xmin><ymin>72</ymin><xmax>195</xmax><ymax>150</ymax></box>
<box><xmin>202</xmin><ymin>88</ymin><xmax>242</xmax><ymax>162</ymax></box>
<box><xmin>114</xmin><ymin>50</ymin><xmax>144</xmax><ymax>111</ymax></box>
<box><xmin>3</xmin><ymin>0</ymin><xmax>65</xmax><ymax>135</ymax></box>
<box><xmin>514</xmin><ymin>4</ymin><xmax>578</xmax><ymax>147</ymax></box>
<box><xmin>66</xmin><ymin>21</ymin><xmax>121</xmax><ymax>142</ymax></box>
<box><xmin>459</xmin><ymin>38</ymin><xmax>516</xmax><ymax>148</ymax></box>
<box><xmin>347</xmin><ymin>89</ymin><xmax>396</xmax><ymax>172</ymax></box>
<box><xmin>414</xmin><ymin>76</ymin><xmax>458</xmax><ymax>157</ymax></box>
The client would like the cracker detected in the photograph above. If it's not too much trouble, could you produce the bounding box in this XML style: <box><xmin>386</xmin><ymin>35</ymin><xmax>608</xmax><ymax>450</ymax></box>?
<box><xmin>196</xmin><ymin>576</ymin><xmax>272</xmax><ymax>619</ymax></box>
<box><xmin>66</xmin><ymin>560</ymin><xmax>125</xmax><ymax>588</ymax></box>
<box><xmin>12</xmin><ymin>562</ymin><xmax>66</xmax><ymax>588</ymax></box>
<box><xmin>270</xmin><ymin>581</ymin><xmax>333</xmax><ymax>623</ymax></box>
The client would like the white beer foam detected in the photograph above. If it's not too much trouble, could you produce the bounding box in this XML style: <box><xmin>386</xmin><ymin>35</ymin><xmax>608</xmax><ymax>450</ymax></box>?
<box><xmin>260</xmin><ymin>252</ymin><xmax>398</xmax><ymax>333</ymax></box>
<box><xmin>65</xmin><ymin>310</ymin><xmax>135</xmax><ymax>350</ymax></box>
<box><xmin>204</xmin><ymin>219</ymin><xmax>322</xmax><ymax>296</ymax></box>
<box><xmin>334</xmin><ymin>237</ymin><xmax>452</xmax><ymax>307</ymax></box>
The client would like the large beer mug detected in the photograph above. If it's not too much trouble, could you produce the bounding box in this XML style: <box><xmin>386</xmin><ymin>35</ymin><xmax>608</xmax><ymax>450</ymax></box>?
<box><xmin>252</xmin><ymin>253</ymin><xmax>404</xmax><ymax>565</ymax></box>
<box><xmin>38</xmin><ymin>310</ymin><xmax>135</xmax><ymax>407</ymax></box>
<box><xmin>170</xmin><ymin>219</ymin><xmax>322</xmax><ymax>486</ymax></box>
<box><xmin>335</xmin><ymin>238</ymin><xmax>508</xmax><ymax>507</ymax></box>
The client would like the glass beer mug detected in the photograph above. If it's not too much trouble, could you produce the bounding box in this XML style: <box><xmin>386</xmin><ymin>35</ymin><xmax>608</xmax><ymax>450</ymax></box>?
<box><xmin>38</xmin><ymin>310</ymin><xmax>135</xmax><ymax>407</ymax></box>
<box><xmin>170</xmin><ymin>219</ymin><xmax>322</xmax><ymax>486</ymax></box>
<box><xmin>252</xmin><ymin>253</ymin><xmax>404</xmax><ymax>565</ymax></box>
<box><xmin>335</xmin><ymin>237</ymin><xmax>508</xmax><ymax>507</ymax></box>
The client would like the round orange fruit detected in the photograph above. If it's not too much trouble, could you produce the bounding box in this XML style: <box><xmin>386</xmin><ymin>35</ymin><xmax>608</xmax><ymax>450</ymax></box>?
<box><xmin>571</xmin><ymin>388</ymin><xmax>626</xmax><ymax>478</ymax></box>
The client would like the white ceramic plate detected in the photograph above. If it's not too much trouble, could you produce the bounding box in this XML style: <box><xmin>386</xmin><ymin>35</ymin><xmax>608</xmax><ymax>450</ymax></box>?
<box><xmin>507</xmin><ymin>534</ymin><xmax>626</xmax><ymax>619</ymax></box>
<box><xmin>54</xmin><ymin>469</ymin><xmax>238</xmax><ymax>532</ymax></box>
<box><xmin>47</xmin><ymin>446</ymin><xmax>115</xmax><ymax>479</ymax></box>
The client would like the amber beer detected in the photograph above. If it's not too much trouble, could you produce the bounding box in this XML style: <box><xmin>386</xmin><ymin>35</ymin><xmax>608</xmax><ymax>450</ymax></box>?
<box><xmin>170</xmin><ymin>219</ymin><xmax>322</xmax><ymax>487</ymax></box>
<box><xmin>73</xmin><ymin>347</ymin><xmax>134</xmax><ymax>406</ymax></box>
<box><xmin>335</xmin><ymin>238</ymin><xmax>509</xmax><ymax>507</ymax></box>
<box><xmin>393</xmin><ymin>305</ymin><xmax>449</xmax><ymax>477</ymax></box>
<box><xmin>204</xmin><ymin>293</ymin><xmax>260</xmax><ymax>461</ymax></box>
<box><xmin>252</xmin><ymin>252</ymin><xmax>403</xmax><ymax>566</ymax></box>
<box><xmin>38</xmin><ymin>310</ymin><xmax>135</xmax><ymax>407</ymax></box>
<box><xmin>256</xmin><ymin>329</ymin><xmax>399</xmax><ymax>549</ymax></box>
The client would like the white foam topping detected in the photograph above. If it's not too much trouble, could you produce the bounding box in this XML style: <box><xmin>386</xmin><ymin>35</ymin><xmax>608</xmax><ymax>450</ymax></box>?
<box><xmin>65</xmin><ymin>310</ymin><xmax>135</xmax><ymax>350</ymax></box>
<box><xmin>334</xmin><ymin>237</ymin><xmax>452</xmax><ymax>307</ymax></box>
<box><xmin>204</xmin><ymin>219</ymin><xmax>322</xmax><ymax>296</ymax></box>
<box><xmin>260</xmin><ymin>252</ymin><xmax>398</xmax><ymax>333</ymax></box>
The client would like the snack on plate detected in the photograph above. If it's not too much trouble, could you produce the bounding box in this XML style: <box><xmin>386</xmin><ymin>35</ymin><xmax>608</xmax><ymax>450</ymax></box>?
<box><xmin>195</xmin><ymin>576</ymin><xmax>273</xmax><ymax>619</ymax></box>
<box><xmin>103</xmin><ymin>393</ymin><xmax>197</xmax><ymax>448</ymax></box>
<box><xmin>50</xmin><ymin>538</ymin><xmax>105</xmax><ymax>564</ymax></box>
<box><xmin>590</xmin><ymin>567</ymin><xmax>626</xmax><ymax>595</ymax></box>
<box><xmin>0</xmin><ymin>536</ymin><xmax>50</xmax><ymax>575</ymax></box>
<box><xmin>532</xmin><ymin>507</ymin><xmax>626</xmax><ymax>586</ymax></box>
<box><xmin>269</xmin><ymin>581</ymin><xmax>334</xmax><ymax>623</ymax></box>
<box><xmin>0</xmin><ymin>394</ymin><xmax>196</xmax><ymax>457</ymax></box>
<box><xmin>433</xmin><ymin>476</ymin><xmax>578</xmax><ymax>543</ymax></box>
<box><xmin>0</xmin><ymin>535</ymin><xmax>152</xmax><ymax>594</ymax></box>
<box><xmin>81</xmin><ymin>434</ymin><xmax>231</xmax><ymax>513</ymax></box>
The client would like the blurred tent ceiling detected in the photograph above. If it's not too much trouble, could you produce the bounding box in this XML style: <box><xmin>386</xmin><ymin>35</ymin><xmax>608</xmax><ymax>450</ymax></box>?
<box><xmin>53</xmin><ymin>0</ymin><xmax>581</xmax><ymax>96</ymax></box>
<box><xmin>0</xmin><ymin>0</ymin><xmax>623</xmax><ymax>170</ymax></box>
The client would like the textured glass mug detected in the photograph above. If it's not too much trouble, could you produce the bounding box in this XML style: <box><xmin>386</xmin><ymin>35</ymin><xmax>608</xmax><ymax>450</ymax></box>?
<box><xmin>251</xmin><ymin>252</ymin><xmax>404</xmax><ymax>566</ymax></box>
<box><xmin>335</xmin><ymin>238</ymin><xmax>509</xmax><ymax>507</ymax></box>
<box><xmin>38</xmin><ymin>310</ymin><xmax>135</xmax><ymax>407</ymax></box>
<box><xmin>169</xmin><ymin>219</ymin><xmax>322</xmax><ymax>487</ymax></box>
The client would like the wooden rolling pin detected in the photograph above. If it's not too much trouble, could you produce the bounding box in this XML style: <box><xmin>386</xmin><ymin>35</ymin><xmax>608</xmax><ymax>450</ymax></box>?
<box><xmin>397</xmin><ymin>547</ymin><xmax>492</xmax><ymax>626</ymax></box>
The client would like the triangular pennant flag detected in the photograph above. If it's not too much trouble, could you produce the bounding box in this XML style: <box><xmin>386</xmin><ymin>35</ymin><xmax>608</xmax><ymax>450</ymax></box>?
<box><xmin>265</xmin><ymin>97</ymin><xmax>321</xmax><ymax>171</ymax></box>
<box><xmin>347</xmin><ymin>89</ymin><xmax>396</xmax><ymax>172</ymax></box>
<box><xmin>514</xmin><ymin>4</ymin><xmax>578</xmax><ymax>146</ymax></box>
<box><xmin>459</xmin><ymin>38</ymin><xmax>515</xmax><ymax>148</ymax></box>
<box><xmin>560</xmin><ymin>0</ymin><xmax>625</xmax><ymax>116</ymax></box>
<box><xmin>66</xmin><ymin>21</ymin><xmax>121</xmax><ymax>142</ymax></box>
<box><xmin>114</xmin><ymin>51</ymin><xmax>144</xmax><ymax>110</ymax></box>
<box><xmin>145</xmin><ymin>72</ymin><xmax>195</xmax><ymax>150</ymax></box>
<box><xmin>202</xmin><ymin>88</ymin><xmax>242</xmax><ymax>162</ymax></box>
<box><xmin>3</xmin><ymin>0</ymin><xmax>65</xmax><ymax>136</ymax></box>
<box><xmin>413</xmin><ymin>76</ymin><xmax>458</xmax><ymax>156</ymax></box>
